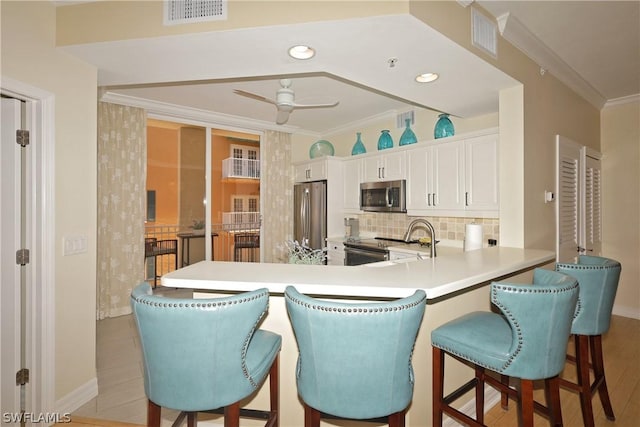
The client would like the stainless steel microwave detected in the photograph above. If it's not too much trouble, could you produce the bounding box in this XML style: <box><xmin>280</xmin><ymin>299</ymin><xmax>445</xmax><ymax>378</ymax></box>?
<box><xmin>360</xmin><ymin>180</ymin><xmax>406</xmax><ymax>213</ymax></box>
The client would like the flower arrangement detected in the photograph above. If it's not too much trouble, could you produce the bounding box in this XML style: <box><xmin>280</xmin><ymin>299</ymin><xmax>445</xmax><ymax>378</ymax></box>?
<box><xmin>286</xmin><ymin>240</ymin><xmax>326</xmax><ymax>265</ymax></box>
<box><xmin>191</xmin><ymin>219</ymin><xmax>205</xmax><ymax>230</ymax></box>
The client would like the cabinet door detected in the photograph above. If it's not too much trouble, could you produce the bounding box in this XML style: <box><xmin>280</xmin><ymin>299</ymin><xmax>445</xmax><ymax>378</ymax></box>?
<box><xmin>362</xmin><ymin>151</ymin><xmax>406</xmax><ymax>181</ymax></box>
<box><xmin>294</xmin><ymin>160</ymin><xmax>327</xmax><ymax>182</ymax></box>
<box><xmin>381</xmin><ymin>151</ymin><xmax>406</xmax><ymax>180</ymax></box>
<box><xmin>343</xmin><ymin>158</ymin><xmax>362</xmax><ymax>212</ymax></box>
<box><xmin>465</xmin><ymin>134</ymin><xmax>499</xmax><ymax>213</ymax></box>
<box><xmin>362</xmin><ymin>155</ymin><xmax>383</xmax><ymax>181</ymax></box>
<box><xmin>406</xmin><ymin>146</ymin><xmax>431</xmax><ymax>211</ymax></box>
<box><xmin>431</xmin><ymin>142</ymin><xmax>464</xmax><ymax>211</ymax></box>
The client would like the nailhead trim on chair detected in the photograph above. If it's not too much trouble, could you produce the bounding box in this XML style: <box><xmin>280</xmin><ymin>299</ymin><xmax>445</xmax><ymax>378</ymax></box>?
<box><xmin>285</xmin><ymin>294</ymin><xmax>427</xmax><ymax>313</ymax></box>
<box><xmin>132</xmin><ymin>289</ymin><xmax>271</xmax><ymax>387</ymax></box>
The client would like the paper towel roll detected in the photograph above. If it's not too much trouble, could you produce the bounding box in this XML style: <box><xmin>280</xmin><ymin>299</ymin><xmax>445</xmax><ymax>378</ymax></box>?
<box><xmin>464</xmin><ymin>223</ymin><xmax>483</xmax><ymax>251</ymax></box>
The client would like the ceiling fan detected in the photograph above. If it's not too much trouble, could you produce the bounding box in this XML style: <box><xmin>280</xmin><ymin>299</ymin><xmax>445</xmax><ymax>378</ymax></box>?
<box><xmin>233</xmin><ymin>79</ymin><xmax>339</xmax><ymax>125</ymax></box>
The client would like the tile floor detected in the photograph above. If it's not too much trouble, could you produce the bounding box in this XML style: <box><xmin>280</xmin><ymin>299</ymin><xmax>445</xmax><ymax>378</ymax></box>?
<box><xmin>73</xmin><ymin>287</ymin><xmax>196</xmax><ymax>425</ymax></box>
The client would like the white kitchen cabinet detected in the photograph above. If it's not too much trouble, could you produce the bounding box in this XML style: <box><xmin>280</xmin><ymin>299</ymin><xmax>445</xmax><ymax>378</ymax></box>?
<box><xmin>362</xmin><ymin>150</ymin><xmax>406</xmax><ymax>182</ymax></box>
<box><xmin>406</xmin><ymin>141</ymin><xmax>465</xmax><ymax>215</ymax></box>
<box><xmin>326</xmin><ymin>239</ymin><xmax>345</xmax><ymax>266</ymax></box>
<box><xmin>294</xmin><ymin>158</ymin><xmax>328</xmax><ymax>182</ymax></box>
<box><xmin>406</xmin><ymin>130</ymin><xmax>498</xmax><ymax>218</ymax></box>
<box><xmin>342</xmin><ymin>157</ymin><xmax>362</xmax><ymax>213</ymax></box>
<box><xmin>464</xmin><ymin>134</ymin><xmax>499</xmax><ymax>215</ymax></box>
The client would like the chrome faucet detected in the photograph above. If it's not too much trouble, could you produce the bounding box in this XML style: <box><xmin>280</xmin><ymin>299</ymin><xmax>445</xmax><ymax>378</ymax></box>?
<box><xmin>403</xmin><ymin>218</ymin><xmax>437</xmax><ymax>258</ymax></box>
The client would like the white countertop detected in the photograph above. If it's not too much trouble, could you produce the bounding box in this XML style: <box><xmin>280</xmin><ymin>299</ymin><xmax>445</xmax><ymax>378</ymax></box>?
<box><xmin>161</xmin><ymin>246</ymin><xmax>555</xmax><ymax>300</ymax></box>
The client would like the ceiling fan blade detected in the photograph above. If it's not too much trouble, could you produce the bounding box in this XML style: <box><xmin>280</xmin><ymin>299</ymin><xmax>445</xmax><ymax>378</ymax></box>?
<box><xmin>275</xmin><ymin>110</ymin><xmax>290</xmax><ymax>125</ymax></box>
<box><xmin>233</xmin><ymin>89</ymin><xmax>277</xmax><ymax>105</ymax></box>
<box><xmin>291</xmin><ymin>101</ymin><xmax>340</xmax><ymax>110</ymax></box>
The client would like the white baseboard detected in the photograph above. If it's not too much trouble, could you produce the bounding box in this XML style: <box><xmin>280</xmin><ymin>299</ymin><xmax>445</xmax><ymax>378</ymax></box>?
<box><xmin>55</xmin><ymin>377</ymin><xmax>98</xmax><ymax>415</ymax></box>
<box><xmin>612</xmin><ymin>304</ymin><xmax>640</xmax><ymax>320</ymax></box>
<box><xmin>443</xmin><ymin>385</ymin><xmax>501</xmax><ymax>427</ymax></box>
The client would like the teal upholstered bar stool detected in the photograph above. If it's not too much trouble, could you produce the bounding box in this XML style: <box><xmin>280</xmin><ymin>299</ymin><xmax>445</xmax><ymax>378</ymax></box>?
<box><xmin>130</xmin><ymin>283</ymin><xmax>281</xmax><ymax>427</ymax></box>
<box><xmin>556</xmin><ymin>255</ymin><xmax>621</xmax><ymax>427</ymax></box>
<box><xmin>284</xmin><ymin>286</ymin><xmax>427</xmax><ymax>427</ymax></box>
<box><xmin>431</xmin><ymin>269</ymin><xmax>579</xmax><ymax>427</ymax></box>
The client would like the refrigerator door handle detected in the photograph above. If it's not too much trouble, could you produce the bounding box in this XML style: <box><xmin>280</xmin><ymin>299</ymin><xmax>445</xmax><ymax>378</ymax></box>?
<box><xmin>302</xmin><ymin>188</ymin><xmax>310</xmax><ymax>246</ymax></box>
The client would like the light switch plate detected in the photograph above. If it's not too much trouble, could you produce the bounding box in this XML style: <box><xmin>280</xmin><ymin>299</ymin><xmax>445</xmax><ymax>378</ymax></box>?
<box><xmin>63</xmin><ymin>235</ymin><xmax>88</xmax><ymax>256</ymax></box>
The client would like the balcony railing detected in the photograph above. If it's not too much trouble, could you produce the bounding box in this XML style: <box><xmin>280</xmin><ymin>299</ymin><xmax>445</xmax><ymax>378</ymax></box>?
<box><xmin>221</xmin><ymin>212</ymin><xmax>261</xmax><ymax>230</ymax></box>
<box><xmin>222</xmin><ymin>157</ymin><xmax>260</xmax><ymax>179</ymax></box>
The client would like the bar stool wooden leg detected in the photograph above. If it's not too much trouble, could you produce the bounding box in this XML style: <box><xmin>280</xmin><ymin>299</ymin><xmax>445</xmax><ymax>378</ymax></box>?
<box><xmin>575</xmin><ymin>335</ymin><xmax>596</xmax><ymax>427</ymax></box>
<box><xmin>303</xmin><ymin>403</ymin><xmax>321</xmax><ymax>427</ymax></box>
<box><xmin>147</xmin><ymin>400</ymin><xmax>161</xmax><ymax>427</ymax></box>
<box><xmin>517</xmin><ymin>379</ymin><xmax>535</xmax><ymax>427</ymax></box>
<box><xmin>269</xmin><ymin>355</ymin><xmax>280</xmax><ymax>427</ymax></box>
<box><xmin>432</xmin><ymin>347</ymin><xmax>445</xmax><ymax>427</ymax></box>
<box><xmin>545</xmin><ymin>376</ymin><xmax>563</xmax><ymax>427</ymax></box>
<box><xmin>187</xmin><ymin>412</ymin><xmax>196</xmax><ymax>427</ymax></box>
<box><xmin>590</xmin><ymin>335</ymin><xmax>615</xmax><ymax>420</ymax></box>
<box><xmin>388</xmin><ymin>410</ymin><xmax>406</xmax><ymax>427</ymax></box>
<box><xmin>475</xmin><ymin>366</ymin><xmax>485</xmax><ymax>424</ymax></box>
<box><xmin>224</xmin><ymin>402</ymin><xmax>240</xmax><ymax>427</ymax></box>
<box><xmin>500</xmin><ymin>375</ymin><xmax>510</xmax><ymax>409</ymax></box>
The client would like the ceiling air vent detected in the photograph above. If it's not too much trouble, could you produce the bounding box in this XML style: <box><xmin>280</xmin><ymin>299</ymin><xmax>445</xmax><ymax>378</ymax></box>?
<box><xmin>164</xmin><ymin>0</ymin><xmax>228</xmax><ymax>26</ymax></box>
<box><xmin>471</xmin><ymin>8</ymin><xmax>497</xmax><ymax>58</ymax></box>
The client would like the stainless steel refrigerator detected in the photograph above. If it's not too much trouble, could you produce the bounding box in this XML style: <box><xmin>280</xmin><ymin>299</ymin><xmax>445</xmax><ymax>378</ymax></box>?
<box><xmin>293</xmin><ymin>181</ymin><xmax>327</xmax><ymax>251</ymax></box>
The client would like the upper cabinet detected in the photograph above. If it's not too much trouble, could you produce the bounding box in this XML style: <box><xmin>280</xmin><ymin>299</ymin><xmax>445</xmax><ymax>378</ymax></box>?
<box><xmin>464</xmin><ymin>133</ymin><xmax>499</xmax><ymax>215</ymax></box>
<box><xmin>294</xmin><ymin>158</ymin><xmax>329</xmax><ymax>182</ymax></box>
<box><xmin>406</xmin><ymin>141</ymin><xmax>465</xmax><ymax>214</ymax></box>
<box><xmin>362</xmin><ymin>150</ymin><xmax>406</xmax><ymax>182</ymax></box>
<box><xmin>343</xmin><ymin>157</ymin><xmax>362</xmax><ymax>213</ymax></box>
<box><xmin>406</xmin><ymin>129</ymin><xmax>499</xmax><ymax>218</ymax></box>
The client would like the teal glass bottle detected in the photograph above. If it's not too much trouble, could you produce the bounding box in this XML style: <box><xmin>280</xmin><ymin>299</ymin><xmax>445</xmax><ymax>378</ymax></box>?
<box><xmin>434</xmin><ymin>113</ymin><xmax>455</xmax><ymax>139</ymax></box>
<box><xmin>351</xmin><ymin>132</ymin><xmax>366</xmax><ymax>155</ymax></box>
<box><xmin>377</xmin><ymin>130</ymin><xmax>393</xmax><ymax>150</ymax></box>
<box><xmin>399</xmin><ymin>118</ymin><xmax>417</xmax><ymax>146</ymax></box>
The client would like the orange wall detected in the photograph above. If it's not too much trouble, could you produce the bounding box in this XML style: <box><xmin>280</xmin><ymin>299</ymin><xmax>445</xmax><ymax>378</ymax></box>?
<box><xmin>146</xmin><ymin>126</ymin><xmax>179</xmax><ymax>225</ymax></box>
<box><xmin>147</xmin><ymin>125</ymin><xmax>260</xmax><ymax>227</ymax></box>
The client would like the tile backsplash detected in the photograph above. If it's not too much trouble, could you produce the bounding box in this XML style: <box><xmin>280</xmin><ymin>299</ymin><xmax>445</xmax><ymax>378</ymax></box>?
<box><xmin>353</xmin><ymin>213</ymin><xmax>499</xmax><ymax>245</ymax></box>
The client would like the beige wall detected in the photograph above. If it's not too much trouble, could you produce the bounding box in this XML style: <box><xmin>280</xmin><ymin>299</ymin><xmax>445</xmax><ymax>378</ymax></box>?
<box><xmin>1</xmin><ymin>0</ymin><xmax>98</xmax><ymax>404</ymax></box>
<box><xmin>601</xmin><ymin>99</ymin><xmax>640</xmax><ymax>317</ymax></box>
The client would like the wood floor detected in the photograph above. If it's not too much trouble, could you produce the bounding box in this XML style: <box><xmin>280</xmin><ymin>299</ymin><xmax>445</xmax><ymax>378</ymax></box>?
<box><xmin>70</xmin><ymin>291</ymin><xmax>639</xmax><ymax>426</ymax></box>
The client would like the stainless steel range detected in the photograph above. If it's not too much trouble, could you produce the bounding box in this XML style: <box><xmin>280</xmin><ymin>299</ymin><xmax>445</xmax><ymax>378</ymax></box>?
<box><xmin>343</xmin><ymin>237</ymin><xmax>418</xmax><ymax>266</ymax></box>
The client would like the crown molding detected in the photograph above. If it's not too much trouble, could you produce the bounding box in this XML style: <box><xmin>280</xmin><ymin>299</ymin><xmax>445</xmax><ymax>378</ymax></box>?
<box><xmin>496</xmin><ymin>12</ymin><xmax>607</xmax><ymax>110</ymax></box>
<box><xmin>100</xmin><ymin>92</ymin><xmax>321</xmax><ymax>137</ymax></box>
<box><xmin>603</xmin><ymin>93</ymin><xmax>640</xmax><ymax>109</ymax></box>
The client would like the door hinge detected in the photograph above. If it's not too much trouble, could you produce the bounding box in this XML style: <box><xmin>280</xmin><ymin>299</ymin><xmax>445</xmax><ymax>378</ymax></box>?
<box><xmin>16</xmin><ymin>129</ymin><xmax>30</xmax><ymax>147</ymax></box>
<box><xmin>16</xmin><ymin>249</ymin><xmax>30</xmax><ymax>265</ymax></box>
<box><xmin>16</xmin><ymin>368</ymin><xmax>29</xmax><ymax>385</ymax></box>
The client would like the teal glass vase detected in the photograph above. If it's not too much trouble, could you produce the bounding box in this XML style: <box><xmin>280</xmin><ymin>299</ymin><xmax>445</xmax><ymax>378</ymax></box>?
<box><xmin>351</xmin><ymin>132</ymin><xmax>366</xmax><ymax>155</ymax></box>
<box><xmin>399</xmin><ymin>118</ymin><xmax>417</xmax><ymax>146</ymax></box>
<box><xmin>377</xmin><ymin>130</ymin><xmax>393</xmax><ymax>150</ymax></box>
<box><xmin>434</xmin><ymin>113</ymin><xmax>455</xmax><ymax>139</ymax></box>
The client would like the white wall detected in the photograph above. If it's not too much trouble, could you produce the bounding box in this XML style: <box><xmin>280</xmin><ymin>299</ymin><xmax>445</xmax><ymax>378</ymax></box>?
<box><xmin>601</xmin><ymin>98</ymin><xmax>640</xmax><ymax>318</ymax></box>
<box><xmin>1</xmin><ymin>0</ymin><xmax>98</xmax><ymax>404</ymax></box>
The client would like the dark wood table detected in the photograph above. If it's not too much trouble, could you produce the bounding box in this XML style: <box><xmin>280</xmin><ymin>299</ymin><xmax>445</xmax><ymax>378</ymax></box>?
<box><xmin>176</xmin><ymin>231</ymin><xmax>218</xmax><ymax>267</ymax></box>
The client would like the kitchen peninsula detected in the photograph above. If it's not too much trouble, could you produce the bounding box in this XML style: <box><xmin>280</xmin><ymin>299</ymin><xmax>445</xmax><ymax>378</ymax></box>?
<box><xmin>161</xmin><ymin>246</ymin><xmax>554</xmax><ymax>427</ymax></box>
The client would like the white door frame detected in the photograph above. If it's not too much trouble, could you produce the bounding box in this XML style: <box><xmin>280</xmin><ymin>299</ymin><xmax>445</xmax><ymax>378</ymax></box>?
<box><xmin>1</xmin><ymin>77</ymin><xmax>56</xmax><ymax>419</ymax></box>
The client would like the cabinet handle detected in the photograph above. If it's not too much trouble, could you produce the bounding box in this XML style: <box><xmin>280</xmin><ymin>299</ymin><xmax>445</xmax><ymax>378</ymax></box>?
<box><xmin>382</xmin><ymin>167</ymin><xmax>385</xmax><ymax>178</ymax></box>
<box><xmin>433</xmin><ymin>193</ymin><xmax>437</xmax><ymax>206</ymax></box>
<box><xmin>465</xmin><ymin>191</ymin><xmax>469</xmax><ymax>206</ymax></box>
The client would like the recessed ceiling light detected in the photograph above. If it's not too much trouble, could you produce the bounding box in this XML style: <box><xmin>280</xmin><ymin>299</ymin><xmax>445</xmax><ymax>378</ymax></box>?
<box><xmin>288</xmin><ymin>45</ymin><xmax>315</xmax><ymax>60</ymax></box>
<box><xmin>415</xmin><ymin>73</ymin><xmax>439</xmax><ymax>83</ymax></box>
